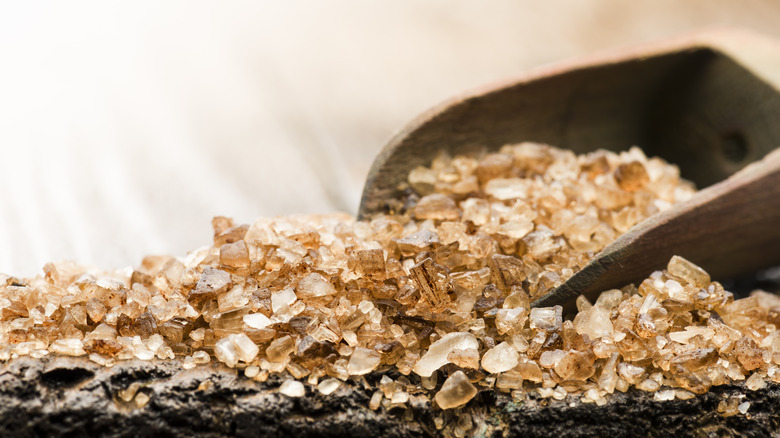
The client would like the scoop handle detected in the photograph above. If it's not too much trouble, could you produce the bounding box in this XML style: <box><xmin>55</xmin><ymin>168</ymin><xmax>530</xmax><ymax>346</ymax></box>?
<box><xmin>534</xmin><ymin>148</ymin><xmax>780</xmax><ymax>313</ymax></box>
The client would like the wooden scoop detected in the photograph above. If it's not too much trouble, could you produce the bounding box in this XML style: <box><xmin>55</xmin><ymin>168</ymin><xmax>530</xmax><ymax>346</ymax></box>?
<box><xmin>358</xmin><ymin>29</ymin><xmax>780</xmax><ymax>313</ymax></box>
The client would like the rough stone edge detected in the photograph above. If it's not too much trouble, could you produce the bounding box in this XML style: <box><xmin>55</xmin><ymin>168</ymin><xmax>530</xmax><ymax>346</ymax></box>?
<box><xmin>2</xmin><ymin>356</ymin><xmax>780</xmax><ymax>437</ymax></box>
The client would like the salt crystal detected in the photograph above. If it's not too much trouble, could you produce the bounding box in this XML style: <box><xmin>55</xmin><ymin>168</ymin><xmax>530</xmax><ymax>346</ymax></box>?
<box><xmin>481</xmin><ymin>342</ymin><xmax>519</xmax><ymax>374</ymax></box>
<box><xmin>192</xmin><ymin>350</ymin><xmax>211</xmax><ymax>364</ymax></box>
<box><xmin>485</xmin><ymin>178</ymin><xmax>529</xmax><ymax>201</ymax></box>
<box><xmin>614</xmin><ymin>161</ymin><xmax>649</xmax><ymax>191</ymax></box>
<box><xmin>215</xmin><ymin>338</ymin><xmax>239</xmax><ymax>367</ymax></box>
<box><xmin>220</xmin><ymin>240</ymin><xmax>250</xmax><ymax>269</ymax></box>
<box><xmin>447</xmin><ymin>348</ymin><xmax>480</xmax><ymax>369</ymax></box>
<box><xmin>279</xmin><ymin>380</ymin><xmax>305</xmax><ymax>397</ymax></box>
<box><xmin>245</xmin><ymin>366</ymin><xmax>260</xmax><ymax>378</ymax></box>
<box><xmin>413</xmin><ymin>194</ymin><xmax>460</xmax><ymax>221</ymax></box>
<box><xmin>434</xmin><ymin>371</ymin><xmax>477</xmax><ymax>409</ymax></box>
<box><xmin>495</xmin><ymin>308</ymin><xmax>528</xmax><ymax>335</ymax></box>
<box><xmin>413</xmin><ymin>332</ymin><xmax>479</xmax><ymax>377</ymax></box>
<box><xmin>134</xmin><ymin>391</ymin><xmax>150</xmax><ymax>408</ymax></box>
<box><xmin>229</xmin><ymin>333</ymin><xmax>259</xmax><ymax>363</ymax></box>
<box><xmin>317</xmin><ymin>378</ymin><xmax>342</xmax><ymax>395</ymax></box>
<box><xmin>347</xmin><ymin>347</ymin><xmax>381</xmax><ymax>375</ymax></box>
<box><xmin>369</xmin><ymin>390</ymin><xmax>383</xmax><ymax>410</ymax></box>
<box><xmin>745</xmin><ymin>373</ymin><xmax>767</xmax><ymax>391</ymax></box>
<box><xmin>554</xmin><ymin>351</ymin><xmax>595</xmax><ymax>380</ymax></box>
<box><xmin>654</xmin><ymin>389</ymin><xmax>675</xmax><ymax>401</ymax></box>
<box><xmin>271</xmin><ymin>288</ymin><xmax>297</xmax><ymax>313</ymax></box>
<box><xmin>49</xmin><ymin>339</ymin><xmax>86</xmax><ymax>356</ymax></box>
<box><xmin>243</xmin><ymin>313</ymin><xmax>272</xmax><ymax>329</ymax></box>
<box><xmin>675</xmin><ymin>389</ymin><xmax>695</xmax><ymax>400</ymax></box>
<box><xmin>266</xmin><ymin>335</ymin><xmax>296</xmax><ymax>363</ymax></box>
<box><xmin>667</xmin><ymin>255</ymin><xmax>710</xmax><ymax>288</ymax></box>
<box><xmin>296</xmin><ymin>273</ymin><xmax>336</xmax><ymax>298</ymax></box>
<box><xmin>539</xmin><ymin>350</ymin><xmax>566</xmax><ymax>369</ymax></box>
<box><xmin>530</xmin><ymin>306</ymin><xmax>562</xmax><ymax>332</ymax></box>
<box><xmin>738</xmin><ymin>401</ymin><xmax>751</xmax><ymax>414</ymax></box>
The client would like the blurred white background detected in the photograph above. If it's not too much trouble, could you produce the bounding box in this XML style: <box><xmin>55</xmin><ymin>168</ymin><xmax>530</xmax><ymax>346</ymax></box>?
<box><xmin>1</xmin><ymin>1</ymin><xmax>779</xmax><ymax>276</ymax></box>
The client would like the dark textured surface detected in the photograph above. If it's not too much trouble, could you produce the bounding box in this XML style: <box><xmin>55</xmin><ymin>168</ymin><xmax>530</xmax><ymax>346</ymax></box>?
<box><xmin>2</xmin><ymin>356</ymin><xmax>780</xmax><ymax>437</ymax></box>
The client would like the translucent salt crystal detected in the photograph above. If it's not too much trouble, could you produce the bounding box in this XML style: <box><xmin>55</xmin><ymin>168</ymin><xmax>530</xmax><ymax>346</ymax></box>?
<box><xmin>617</xmin><ymin>363</ymin><xmax>646</xmax><ymax>384</ymax></box>
<box><xmin>595</xmin><ymin>289</ymin><xmax>623</xmax><ymax>309</ymax></box>
<box><xmin>408</xmin><ymin>166</ymin><xmax>437</xmax><ymax>194</ymax></box>
<box><xmin>215</xmin><ymin>338</ymin><xmax>239</xmax><ymax>367</ymax></box>
<box><xmin>653</xmin><ymin>389</ymin><xmax>675</xmax><ymax>402</ymax></box>
<box><xmin>49</xmin><ymin>339</ymin><xmax>86</xmax><ymax>356</ymax></box>
<box><xmin>271</xmin><ymin>288</ymin><xmax>297</xmax><ymax>313</ymax></box>
<box><xmin>435</xmin><ymin>371</ymin><xmax>477</xmax><ymax>409</ymax></box>
<box><xmin>347</xmin><ymin>347</ymin><xmax>381</xmax><ymax>375</ymax></box>
<box><xmin>118</xmin><ymin>382</ymin><xmax>143</xmax><ymax>402</ymax></box>
<box><xmin>481</xmin><ymin>342</ymin><xmax>519</xmax><ymax>374</ymax></box>
<box><xmin>675</xmin><ymin>389</ymin><xmax>695</xmax><ymax>400</ymax></box>
<box><xmin>413</xmin><ymin>332</ymin><xmax>479</xmax><ymax>377</ymax></box>
<box><xmin>495</xmin><ymin>308</ymin><xmax>528</xmax><ymax>335</ymax></box>
<box><xmin>369</xmin><ymin>390</ymin><xmax>383</xmax><ymax>410</ymax></box>
<box><xmin>447</xmin><ymin>348</ymin><xmax>480</xmax><ymax>369</ymax></box>
<box><xmin>245</xmin><ymin>365</ymin><xmax>260</xmax><ymax>378</ymax></box>
<box><xmin>279</xmin><ymin>380</ymin><xmax>305</xmax><ymax>398</ymax></box>
<box><xmin>636</xmin><ymin>378</ymin><xmax>660</xmax><ymax>392</ymax></box>
<box><xmin>134</xmin><ymin>392</ymin><xmax>150</xmax><ymax>408</ymax></box>
<box><xmin>669</xmin><ymin>328</ymin><xmax>715</xmax><ymax>345</ymax></box>
<box><xmin>497</xmin><ymin>220</ymin><xmax>533</xmax><ymax>239</ymax></box>
<box><xmin>296</xmin><ymin>273</ymin><xmax>336</xmax><ymax>298</ymax></box>
<box><xmin>552</xmin><ymin>386</ymin><xmax>568</xmax><ymax>400</ymax></box>
<box><xmin>229</xmin><ymin>333</ymin><xmax>259</xmax><ymax>363</ymax></box>
<box><xmin>664</xmin><ymin>280</ymin><xmax>685</xmax><ymax>300</ymax></box>
<box><xmin>86</xmin><ymin>298</ymin><xmax>107</xmax><ymax>323</ymax></box>
<box><xmin>598</xmin><ymin>353</ymin><xmax>619</xmax><ymax>393</ymax></box>
<box><xmin>667</xmin><ymin>255</ymin><xmax>710</xmax><ymax>288</ymax></box>
<box><xmin>529</xmin><ymin>306</ymin><xmax>562</xmax><ymax>332</ymax></box>
<box><xmin>614</xmin><ymin>161</ymin><xmax>649</xmax><ymax>191</ymax></box>
<box><xmin>189</xmin><ymin>267</ymin><xmax>231</xmax><ymax>306</ymax></box>
<box><xmin>745</xmin><ymin>373</ymin><xmax>766</xmax><ymax>391</ymax></box>
<box><xmin>738</xmin><ymin>401</ymin><xmax>751</xmax><ymax>414</ymax></box>
<box><xmin>414</xmin><ymin>194</ymin><xmax>460</xmax><ymax>221</ymax></box>
<box><xmin>539</xmin><ymin>350</ymin><xmax>566</xmax><ymax>368</ymax></box>
<box><xmin>410</xmin><ymin>257</ymin><xmax>451</xmax><ymax>310</ymax></box>
<box><xmin>266</xmin><ymin>335</ymin><xmax>296</xmax><ymax>362</ymax></box>
<box><xmin>572</xmin><ymin>305</ymin><xmax>613</xmax><ymax>340</ymax></box>
<box><xmin>220</xmin><ymin>240</ymin><xmax>250</xmax><ymax>269</ymax></box>
<box><xmin>317</xmin><ymin>378</ymin><xmax>341</xmax><ymax>395</ymax></box>
<box><xmin>243</xmin><ymin>313</ymin><xmax>272</xmax><ymax>329</ymax></box>
<box><xmin>485</xmin><ymin>178</ymin><xmax>529</xmax><ymax>201</ymax></box>
<box><xmin>496</xmin><ymin>372</ymin><xmax>523</xmax><ymax>390</ymax></box>
<box><xmin>191</xmin><ymin>350</ymin><xmax>210</xmax><ymax>364</ymax></box>
<box><xmin>554</xmin><ymin>351</ymin><xmax>595</xmax><ymax>380</ymax></box>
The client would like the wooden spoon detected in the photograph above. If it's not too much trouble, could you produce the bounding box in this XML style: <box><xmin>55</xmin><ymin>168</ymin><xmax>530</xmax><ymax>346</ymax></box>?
<box><xmin>357</xmin><ymin>29</ymin><xmax>780</xmax><ymax>313</ymax></box>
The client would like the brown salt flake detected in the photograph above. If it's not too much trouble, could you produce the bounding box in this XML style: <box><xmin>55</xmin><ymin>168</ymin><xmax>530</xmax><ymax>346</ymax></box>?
<box><xmin>413</xmin><ymin>194</ymin><xmax>460</xmax><ymax>221</ymax></box>
<box><xmin>482</xmin><ymin>342</ymin><xmax>519</xmax><ymax>374</ymax></box>
<box><xmin>667</xmin><ymin>255</ymin><xmax>710</xmax><ymax>288</ymax></box>
<box><xmin>296</xmin><ymin>273</ymin><xmax>336</xmax><ymax>298</ymax></box>
<box><xmin>351</xmin><ymin>249</ymin><xmax>386</xmax><ymax>280</ymax></box>
<box><xmin>554</xmin><ymin>351</ymin><xmax>595</xmax><ymax>380</ymax></box>
<box><xmin>189</xmin><ymin>268</ymin><xmax>231</xmax><ymax>307</ymax></box>
<box><xmin>220</xmin><ymin>240</ymin><xmax>251</xmax><ymax>269</ymax></box>
<box><xmin>84</xmin><ymin>338</ymin><xmax>123</xmax><ymax>357</ymax></box>
<box><xmin>735</xmin><ymin>336</ymin><xmax>765</xmax><ymax>371</ymax></box>
<box><xmin>529</xmin><ymin>306</ymin><xmax>563</xmax><ymax>332</ymax></box>
<box><xmin>475</xmin><ymin>153</ymin><xmax>513</xmax><ymax>183</ymax></box>
<box><xmin>434</xmin><ymin>370</ymin><xmax>477</xmax><ymax>409</ymax></box>
<box><xmin>347</xmin><ymin>347</ymin><xmax>382</xmax><ymax>375</ymax></box>
<box><xmin>495</xmin><ymin>308</ymin><xmax>528</xmax><ymax>335</ymax></box>
<box><xmin>447</xmin><ymin>348</ymin><xmax>480</xmax><ymax>369</ymax></box>
<box><xmin>410</xmin><ymin>257</ymin><xmax>451</xmax><ymax>311</ymax></box>
<box><xmin>614</xmin><ymin>161</ymin><xmax>649</xmax><ymax>192</ymax></box>
<box><xmin>395</xmin><ymin>229</ymin><xmax>440</xmax><ymax>255</ymax></box>
<box><xmin>491</xmin><ymin>254</ymin><xmax>526</xmax><ymax>291</ymax></box>
<box><xmin>670</xmin><ymin>348</ymin><xmax>718</xmax><ymax>371</ymax></box>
